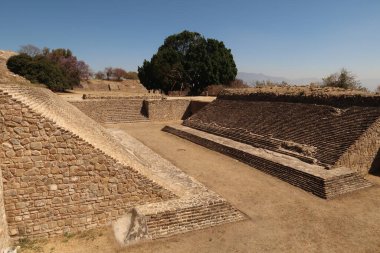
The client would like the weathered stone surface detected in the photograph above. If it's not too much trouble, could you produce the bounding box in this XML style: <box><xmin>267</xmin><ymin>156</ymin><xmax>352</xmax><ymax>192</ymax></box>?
<box><xmin>0</xmin><ymin>165</ymin><xmax>10</xmax><ymax>250</ymax></box>
<box><xmin>0</xmin><ymin>84</ymin><xmax>244</xmax><ymax>245</ymax></box>
<box><xmin>70</xmin><ymin>99</ymin><xmax>208</xmax><ymax>123</ymax></box>
<box><xmin>0</xmin><ymin>87</ymin><xmax>175</xmax><ymax>239</ymax></box>
<box><xmin>163</xmin><ymin>125</ymin><xmax>372</xmax><ymax>199</ymax></box>
<box><xmin>30</xmin><ymin>142</ymin><xmax>42</xmax><ymax>150</ymax></box>
<box><xmin>143</xmin><ymin>99</ymin><xmax>191</xmax><ymax>121</ymax></box>
<box><xmin>70</xmin><ymin>99</ymin><xmax>150</xmax><ymax>123</ymax></box>
<box><xmin>183</xmin><ymin>96</ymin><xmax>380</xmax><ymax>171</ymax></box>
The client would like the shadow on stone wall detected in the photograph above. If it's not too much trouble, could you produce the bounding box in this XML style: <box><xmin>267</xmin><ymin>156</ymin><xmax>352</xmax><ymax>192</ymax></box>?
<box><xmin>369</xmin><ymin>149</ymin><xmax>380</xmax><ymax>176</ymax></box>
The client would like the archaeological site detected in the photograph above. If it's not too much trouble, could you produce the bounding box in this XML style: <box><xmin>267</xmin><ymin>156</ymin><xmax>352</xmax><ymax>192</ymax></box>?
<box><xmin>0</xmin><ymin>48</ymin><xmax>380</xmax><ymax>253</ymax></box>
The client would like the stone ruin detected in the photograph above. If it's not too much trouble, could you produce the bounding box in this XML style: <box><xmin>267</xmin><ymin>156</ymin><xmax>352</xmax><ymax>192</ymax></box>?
<box><xmin>70</xmin><ymin>95</ymin><xmax>209</xmax><ymax>123</ymax></box>
<box><xmin>164</xmin><ymin>87</ymin><xmax>380</xmax><ymax>199</ymax></box>
<box><xmin>79</xmin><ymin>79</ymin><xmax>148</xmax><ymax>93</ymax></box>
<box><xmin>0</xmin><ymin>84</ymin><xmax>244</xmax><ymax>251</ymax></box>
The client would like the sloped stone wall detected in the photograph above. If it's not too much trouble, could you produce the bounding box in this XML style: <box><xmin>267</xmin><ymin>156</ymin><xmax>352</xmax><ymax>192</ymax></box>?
<box><xmin>144</xmin><ymin>100</ymin><xmax>209</xmax><ymax>122</ymax></box>
<box><xmin>185</xmin><ymin>99</ymin><xmax>380</xmax><ymax>167</ymax></box>
<box><xmin>163</xmin><ymin>125</ymin><xmax>372</xmax><ymax>199</ymax></box>
<box><xmin>144</xmin><ymin>100</ymin><xmax>191</xmax><ymax>121</ymax></box>
<box><xmin>0</xmin><ymin>91</ymin><xmax>175</xmax><ymax>238</ymax></box>
<box><xmin>219</xmin><ymin>87</ymin><xmax>380</xmax><ymax>108</ymax></box>
<box><xmin>70</xmin><ymin>98</ymin><xmax>210</xmax><ymax>123</ymax></box>
<box><xmin>70</xmin><ymin>99</ymin><xmax>149</xmax><ymax>123</ymax></box>
<box><xmin>334</xmin><ymin>117</ymin><xmax>380</xmax><ymax>174</ymax></box>
<box><xmin>0</xmin><ymin>167</ymin><xmax>9</xmax><ymax>251</ymax></box>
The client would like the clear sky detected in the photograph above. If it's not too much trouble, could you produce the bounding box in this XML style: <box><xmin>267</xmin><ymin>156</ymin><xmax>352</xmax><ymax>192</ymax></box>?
<box><xmin>1</xmin><ymin>0</ymin><xmax>379</xmax><ymax>87</ymax></box>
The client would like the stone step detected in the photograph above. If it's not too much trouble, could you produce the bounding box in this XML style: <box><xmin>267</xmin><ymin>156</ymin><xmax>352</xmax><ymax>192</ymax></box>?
<box><xmin>163</xmin><ymin>125</ymin><xmax>372</xmax><ymax>199</ymax></box>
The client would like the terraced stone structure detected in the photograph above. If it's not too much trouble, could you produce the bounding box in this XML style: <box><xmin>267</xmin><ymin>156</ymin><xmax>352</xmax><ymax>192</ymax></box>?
<box><xmin>71</xmin><ymin>97</ymin><xmax>209</xmax><ymax>123</ymax></box>
<box><xmin>164</xmin><ymin>87</ymin><xmax>380</xmax><ymax>199</ymax></box>
<box><xmin>0</xmin><ymin>84</ymin><xmax>244</xmax><ymax>250</ymax></box>
<box><xmin>71</xmin><ymin>98</ymin><xmax>150</xmax><ymax>123</ymax></box>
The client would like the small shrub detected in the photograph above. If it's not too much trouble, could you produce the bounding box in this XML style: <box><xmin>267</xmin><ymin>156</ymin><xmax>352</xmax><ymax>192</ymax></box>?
<box><xmin>322</xmin><ymin>68</ymin><xmax>366</xmax><ymax>91</ymax></box>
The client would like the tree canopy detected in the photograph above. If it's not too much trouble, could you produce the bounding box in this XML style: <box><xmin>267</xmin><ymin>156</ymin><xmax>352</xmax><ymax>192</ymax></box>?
<box><xmin>138</xmin><ymin>30</ymin><xmax>237</xmax><ymax>94</ymax></box>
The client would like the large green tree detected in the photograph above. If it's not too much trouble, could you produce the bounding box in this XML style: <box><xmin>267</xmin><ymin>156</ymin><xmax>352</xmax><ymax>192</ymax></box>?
<box><xmin>138</xmin><ymin>31</ymin><xmax>237</xmax><ymax>94</ymax></box>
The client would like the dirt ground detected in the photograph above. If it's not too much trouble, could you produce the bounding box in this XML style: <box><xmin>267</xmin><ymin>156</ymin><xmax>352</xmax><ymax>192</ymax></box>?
<box><xmin>19</xmin><ymin>121</ymin><xmax>380</xmax><ymax>253</ymax></box>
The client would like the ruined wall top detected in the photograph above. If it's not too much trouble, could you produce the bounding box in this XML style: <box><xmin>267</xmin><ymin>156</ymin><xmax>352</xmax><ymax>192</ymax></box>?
<box><xmin>219</xmin><ymin>86</ymin><xmax>380</xmax><ymax>108</ymax></box>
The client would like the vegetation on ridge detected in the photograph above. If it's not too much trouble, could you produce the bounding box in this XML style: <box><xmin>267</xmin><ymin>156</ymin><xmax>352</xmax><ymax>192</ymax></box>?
<box><xmin>322</xmin><ymin>68</ymin><xmax>366</xmax><ymax>91</ymax></box>
<box><xmin>94</xmin><ymin>67</ymin><xmax>138</xmax><ymax>81</ymax></box>
<box><xmin>6</xmin><ymin>45</ymin><xmax>90</xmax><ymax>92</ymax></box>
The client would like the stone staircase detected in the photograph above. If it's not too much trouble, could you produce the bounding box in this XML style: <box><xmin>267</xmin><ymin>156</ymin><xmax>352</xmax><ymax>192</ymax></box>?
<box><xmin>163</xmin><ymin>125</ymin><xmax>372</xmax><ymax>199</ymax></box>
<box><xmin>102</xmin><ymin>100</ymin><xmax>149</xmax><ymax>124</ymax></box>
<box><xmin>70</xmin><ymin>99</ymin><xmax>150</xmax><ymax>124</ymax></box>
<box><xmin>185</xmin><ymin>99</ymin><xmax>380</xmax><ymax>166</ymax></box>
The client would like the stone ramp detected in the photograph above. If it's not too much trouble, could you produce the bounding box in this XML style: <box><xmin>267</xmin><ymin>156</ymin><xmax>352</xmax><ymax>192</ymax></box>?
<box><xmin>0</xmin><ymin>84</ymin><xmax>244</xmax><ymax>246</ymax></box>
<box><xmin>163</xmin><ymin>125</ymin><xmax>372</xmax><ymax>199</ymax></box>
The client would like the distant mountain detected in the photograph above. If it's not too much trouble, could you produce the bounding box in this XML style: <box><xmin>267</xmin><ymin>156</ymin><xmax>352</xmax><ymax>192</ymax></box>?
<box><xmin>361</xmin><ymin>79</ymin><xmax>380</xmax><ymax>91</ymax></box>
<box><xmin>237</xmin><ymin>72</ymin><xmax>321</xmax><ymax>86</ymax></box>
<box><xmin>237</xmin><ymin>72</ymin><xmax>380</xmax><ymax>91</ymax></box>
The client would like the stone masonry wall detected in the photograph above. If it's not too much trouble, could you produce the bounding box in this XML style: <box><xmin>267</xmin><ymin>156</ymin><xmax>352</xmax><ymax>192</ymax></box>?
<box><xmin>219</xmin><ymin>87</ymin><xmax>380</xmax><ymax>108</ymax></box>
<box><xmin>144</xmin><ymin>100</ymin><xmax>209</xmax><ymax>122</ymax></box>
<box><xmin>0</xmin><ymin>164</ymin><xmax>9</xmax><ymax>251</ymax></box>
<box><xmin>334</xmin><ymin>117</ymin><xmax>380</xmax><ymax>174</ymax></box>
<box><xmin>144</xmin><ymin>100</ymin><xmax>191</xmax><ymax>121</ymax></box>
<box><xmin>163</xmin><ymin>125</ymin><xmax>372</xmax><ymax>199</ymax></box>
<box><xmin>185</xmin><ymin>99</ymin><xmax>380</xmax><ymax>166</ymax></box>
<box><xmin>0</xmin><ymin>91</ymin><xmax>175</xmax><ymax>238</ymax></box>
<box><xmin>71</xmin><ymin>99</ymin><xmax>209</xmax><ymax>123</ymax></box>
<box><xmin>70</xmin><ymin>99</ymin><xmax>149</xmax><ymax>123</ymax></box>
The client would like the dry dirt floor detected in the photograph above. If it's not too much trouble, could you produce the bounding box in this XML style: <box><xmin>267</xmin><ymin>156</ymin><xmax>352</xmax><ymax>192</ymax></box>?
<box><xmin>20</xmin><ymin>121</ymin><xmax>380</xmax><ymax>253</ymax></box>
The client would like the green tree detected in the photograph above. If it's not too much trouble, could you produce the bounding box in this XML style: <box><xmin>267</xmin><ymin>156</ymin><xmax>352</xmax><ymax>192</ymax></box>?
<box><xmin>322</xmin><ymin>68</ymin><xmax>364</xmax><ymax>90</ymax></box>
<box><xmin>7</xmin><ymin>54</ymin><xmax>69</xmax><ymax>91</ymax></box>
<box><xmin>138</xmin><ymin>30</ymin><xmax>237</xmax><ymax>94</ymax></box>
<box><xmin>6</xmin><ymin>46</ymin><xmax>90</xmax><ymax>92</ymax></box>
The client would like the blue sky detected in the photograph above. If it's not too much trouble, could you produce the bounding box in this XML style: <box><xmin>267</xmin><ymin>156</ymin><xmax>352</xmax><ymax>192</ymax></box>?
<box><xmin>1</xmin><ymin>0</ymin><xmax>379</xmax><ymax>88</ymax></box>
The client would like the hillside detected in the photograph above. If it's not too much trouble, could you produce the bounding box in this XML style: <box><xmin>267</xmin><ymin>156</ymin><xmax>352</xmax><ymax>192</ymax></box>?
<box><xmin>79</xmin><ymin>79</ymin><xmax>148</xmax><ymax>93</ymax></box>
<box><xmin>237</xmin><ymin>72</ymin><xmax>321</xmax><ymax>85</ymax></box>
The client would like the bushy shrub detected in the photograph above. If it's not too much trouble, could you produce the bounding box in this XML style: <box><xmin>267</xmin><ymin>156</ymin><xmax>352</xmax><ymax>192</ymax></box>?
<box><xmin>7</xmin><ymin>54</ymin><xmax>69</xmax><ymax>91</ymax></box>
<box><xmin>7</xmin><ymin>46</ymin><xmax>91</xmax><ymax>92</ymax></box>
<box><xmin>322</xmin><ymin>68</ymin><xmax>366</xmax><ymax>91</ymax></box>
<box><xmin>94</xmin><ymin>68</ymin><xmax>139</xmax><ymax>81</ymax></box>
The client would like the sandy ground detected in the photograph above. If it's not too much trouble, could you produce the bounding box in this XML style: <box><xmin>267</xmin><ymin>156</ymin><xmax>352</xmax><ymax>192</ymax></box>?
<box><xmin>56</xmin><ymin>91</ymin><xmax>216</xmax><ymax>102</ymax></box>
<box><xmin>20</xmin><ymin>121</ymin><xmax>380</xmax><ymax>253</ymax></box>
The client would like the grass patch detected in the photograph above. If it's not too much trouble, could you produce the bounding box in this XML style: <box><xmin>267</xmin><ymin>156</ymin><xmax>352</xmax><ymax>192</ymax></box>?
<box><xmin>77</xmin><ymin>229</ymin><xmax>103</xmax><ymax>241</ymax></box>
<box><xmin>18</xmin><ymin>237</ymin><xmax>47</xmax><ymax>253</ymax></box>
<box><xmin>62</xmin><ymin>232</ymin><xmax>76</xmax><ymax>243</ymax></box>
